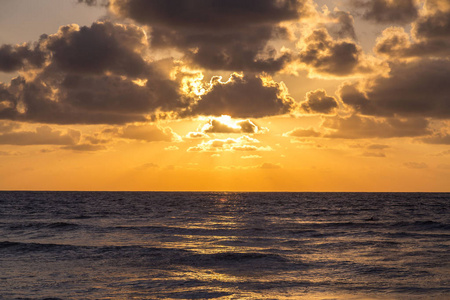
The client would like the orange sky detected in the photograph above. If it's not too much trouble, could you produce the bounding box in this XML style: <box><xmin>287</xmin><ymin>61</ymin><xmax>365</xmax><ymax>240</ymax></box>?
<box><xmin>0</xmin><ymin>0</ymin><xmax>449</xmax><ymax>191</ymax></box>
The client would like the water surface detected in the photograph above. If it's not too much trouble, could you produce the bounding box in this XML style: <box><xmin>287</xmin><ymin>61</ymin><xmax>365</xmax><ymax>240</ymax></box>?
<box><xmin>1</xmin><ymin>192</ymin><xmax>449</xmax><ymax>299</ymax></box>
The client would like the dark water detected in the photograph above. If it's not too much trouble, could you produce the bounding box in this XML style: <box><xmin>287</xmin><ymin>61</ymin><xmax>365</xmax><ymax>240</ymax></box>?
<box><xmin>0</xmin><ymin>192</ymin><xmax>449</xmax><ymax>299</ymax></box>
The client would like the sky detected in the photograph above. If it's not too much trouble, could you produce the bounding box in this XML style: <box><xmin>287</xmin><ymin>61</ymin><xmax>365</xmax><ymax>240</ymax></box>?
<box><xmin>0</xmin><ymin>0</ymin><xmax>449</xmax><ymax>191</ymax></box>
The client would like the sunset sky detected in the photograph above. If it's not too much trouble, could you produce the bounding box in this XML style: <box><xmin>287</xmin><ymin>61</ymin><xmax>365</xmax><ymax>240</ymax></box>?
<box><xmin>0</xmin><ymin>0</ymin><xmax>449</xmax><ymax>191</ymax></box>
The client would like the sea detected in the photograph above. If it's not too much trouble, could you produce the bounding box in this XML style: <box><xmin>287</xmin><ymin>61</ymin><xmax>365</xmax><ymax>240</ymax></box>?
<box><xmin>0</xmin><ymin>192</ymin><xmax>449</xmax><ymax>299</ymax></box>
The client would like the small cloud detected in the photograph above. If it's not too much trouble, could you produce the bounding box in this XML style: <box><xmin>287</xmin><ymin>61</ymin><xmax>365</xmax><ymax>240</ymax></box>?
<box><xmin>40</xmin><ymin>148</ymin><xmax>55</xmax><ymax>153</ymax></box>
<box><xmin>404</xmin><ymin>162</ymin><xmax>428</xmax><ymax>169</ymax></box>
<box><xmin>241</xmin><ymin>155</ymin><xmax>262</xmax><ymax>159</ymax></box>
<box><xmin>187</xmin><ymin>135</ymin><xmax>270</xmax><ymax>152</ymax></box>
<box><xmin>300</xmin><ymin>89</ymin><xmax>339</xmax><ymax>115</ymax></box>
<box><xmin>432</xmin><ymin>150</ymin><xmax>450</xmax><ymax>156</ymax></box>
<box><xmin>0</xmin><ymin>121</ymin><xmax>21</xmax><ymax>133</ymax></box>
<box><xmin>259</xmin><ymin>162</ymin><xmax>282</xmax><ymax>169</ymax></box>
<box><xmin>0</xmin><ymin>126</ymin><xmax>80</xmax><ymax>146</ymax></box>
<box><xmin>362</xmin><ymin>152</ymin><xmax>386</xmax><ymax>158</ymax></box>
<box><xmin>0</xmin><ymin>150</ymin><xmax>18</xmax><ymax>156</ymax></box>
<box><xmin>421</xmin><ymin>133</ymin><xmax>450</xmax><ymax>145</ymax></box>
<box><xmin>84</xmin><ymin>135</ymin><xmax>110</xmax><ymax>145</ymax></box>
<box><xmin>61</xmin><ymin>144</ymin><xmax>107</xmax><ymax>152</ymax></box>
<box><xmin>121</xmin><ymin>124</ymin><xmax>182</xmax><ymax>142</ymax></box>
<box><xmin>367</xmin><ymin>144</ymin><xmax>390</xmax><ymax>150</ymax></box>
<box><xmin>137</xmin><ymin>163</ymin><xmax>159</xmax><ymax>170</ymax></box>
<box><xmin>164</xmin><ymin>145</ymin><xmax>179</xmax><ymax>151</ymax></box>
<box><xmin>186</xmin><ymin>132</ymin><xmax>209</xmax><ymax>139</ymax></box>
<box><xmin>284</xmin><ymin>127</ymin><xmax>322</xmax><ymax>138</ymax></box>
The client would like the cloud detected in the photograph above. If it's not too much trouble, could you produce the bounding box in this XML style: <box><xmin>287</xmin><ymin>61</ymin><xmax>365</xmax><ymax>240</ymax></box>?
<box><xmin>300</xmin><ymin>89</ymin><xmax>339</xmax><ymax>114</ymax></box>
<box><xmin>283</xmin><ymin>127</ymin><xmax>322</xmax><ymax>138</ymax></box>
<box><xmin>186</xmin><ymin>132</ymin><xmax>209</xmax><ymax>139</ymax></box>
<box><xmin>433</xmin><ymin>149</ymin><xmax>450</xmax><ymax>156</ymax></box>
<box><xmin>297</xmin><ymin>28</ymin><xmax>376</xmax><ymax>77</ymax></box>
<box><xmin>420</xmin><ymin>133</ymin><xmax>450</xmax><ymax>145</ymax></box>
<box><xmin>374</xmin><ymin>1</ymin><xmax>450</xmax><ymax>58</ymax></box>
<box><xmin>241</xmin><ymin>155</ymin><xmax>262</xmax><ymax>159</ymax></box>
<box><xmin>325</xmin><ymin>9</ymin><xmax>357</xmax><ymax>40</ymax></box>
<box><xmin>0</xmin><ymin>22</ymin><xmax>187</xmax><ymax>125</ymax></box>
<box><xmin>120</xmin><ymin>124</ymin><xmax>181</xmax><ymax>142</ymax></box>
<box><xmin>362</xmin><ymin>151</ymin><xmax>386</xmax><ymax>157</ymax></box>
<box><xmin>0</xmin><ymin>121</ymin><xmax>21</xmax><ymax>133</ymax></box>
<box><xmin>109</xmin><ymin>0</ymin><xmax>312</xmax><ymax>72</ymax></box>
<box><xmin>77</xmin><ymin>0</ymin><xmax>109</xmax><ymax>7</ymax></box>
<box><xmin>201</xmin><ymin>116</ymin><xmax>268</xmax><ymax>134</ymax></box>
<box><xmin>404</xmin><ymin>162</ymin><xmax>428</xmax><ymax>169</ymax></box>
<box><xmin>0</xmin><ymin>43</ymin><xmax>46</xmax><ymax>72</ymax></box>
<box><xmin>0</xmin><ymin>21</ymin><xmax>300</xmax><ymax>124</ymax></box>
<box><xmin>414</xmin><ymin>0</ymin><xmax>450</xmax><ymax>40</ymax></box>
<box><xmin>136</xmin><ymin>162</ymin><xmax>159</xmax><ymax>170</ymax></box>
<box><xmin>0</xmin><ymin>126</ymin><xmax>80</xmax><ymax>145</ymax></box>
<box><xmin>339</xmin><ymin>59</ymin><xmax>450</xmax><ymax>119</ymax></box>
<box><xmin>186</xmin><ymin>74</ymin><xmax>296</xmax><ymax>118</ymax></box>
<box><xmin>367</xmin><ymin>143</ymin><xmax>389</xmax><ymax>149</ymax></box>
<box><xmin>164</xmin><ymin>145</ymin><xmax>179</xmax><ymax>151</ymax></box>
<box><xmin>187</xmin><ymin>135</ymin><xmax>272</xmax><ymax>152</ymax></box>
<box><xmin>375</xmin><ymin>26</ymin><xmax>450</xmax><ymax>58</ymax></box>
<box><xmin>259</xmin><ymin>162</ymin><xmax>282</xmax><ymax>169</ymax></box>
<box><xmin>322</xmin><ymin>114</ymin><xmax>431</xmax><ymax>139</ymax></box>
<box><xmin>45</xmin><ymin>22</ymin><xmax>149</xmax><ymax>77</ymax></box>
<box><xmin>61</xmin><ymin>143</ymin><xmax>107</xmax><ymax>151</ymax></box>
<box><xmin>349</xmin><ymin>0</ymin><xmax>418</xmax><ymax>24</ymax></box>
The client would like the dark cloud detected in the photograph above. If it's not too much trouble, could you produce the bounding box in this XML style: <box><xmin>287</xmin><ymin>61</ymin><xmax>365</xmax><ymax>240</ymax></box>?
<box><xmin>77</xmin><ymin>0</ymin><xmax>109</xmax><ymax>7</ymax></box>
<box><xmin>339</xmin><ymin>59</ymin><xmax>450</xmax><ymax>119</ymax></box>
<box><xmin>375</xmin><ymin>1</ymin><xmax>450</xmax><ymax>58</ymax></box>
<box><xmin>0</xmin><ymin>43</ymin><xmax>46</xmax><ymax>73</ymax></box>
<box><xmin>375</xmin><ymin>26</ymin><xmax>450</xmax><ymax>58</ymax></box>
<box><xmin>300</xmin><ymin>89</ymin><xmax>339</xmax><ymax>114</ymax></box>
<box><xmin>414</xmin><ymin>0</ymin><xmax>450</xmax><ymax>40</ymax></box>
<box><xmin>45</xmin><ymin>22</ymin><xmax>149</xmax><ymax>77</ymax></box>
<box><xmin>326</xmin><ymin>10</ymin><xmax>357</xmax><ymax>40</ymax></box>
<box><xmin>322</xmin><ymin>114</ymin><xmax>431</xmax><ymax>139</ymax></box>
<box><xmin>111</xmin><ymin>0</ymin><xmax>305</xmax><ymax>29</ymax></box>
<box><xmin>0</xmin><ymin>20</ymin><xmax>305</xmax><ymax>124</ymax></box>
<box><xmin>150</xmin><ymin>24</ymin><xmax>293</xmax><ymax>73</ymax></box>
<box><xmin>298</xmin><ymin>28</ymin><xmax>372</xmax><ymax>76</ymax></box>
<box><xmin>110</xmin><ymin>0</ymin><xmax>312</xmax><ymax>72</ymax></box>
<box><xmin>0</xmin><ymin>126</ymin><xmax>80</xmax><ymax>145</ymax></box>
<box><xmin>0</xmin><ymin>22</ymin><xmax>186</xmax><ymax>125</ymax></box>
<box><xmin>186</xmin><ymin>74</ymin><xmax>295</xmax><ymax>118</ymax></box>
<box><xmin>350</xmin><ymin>0</ymin><xmax>418</xmax><ymax>24</ymax></box>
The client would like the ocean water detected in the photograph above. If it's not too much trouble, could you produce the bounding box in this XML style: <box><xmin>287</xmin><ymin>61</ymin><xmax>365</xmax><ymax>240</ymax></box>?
<box><xmin>0</xmin><ymin>192</ymin><xmax>449</xmax><ymax>300</ymax></box>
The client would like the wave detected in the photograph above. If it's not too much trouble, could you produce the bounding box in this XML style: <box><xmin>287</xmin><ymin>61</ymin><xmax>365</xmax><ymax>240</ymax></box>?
<box><xmin>391</xmin><ymin>220</ymin><xmax>450</xmax><ymax>231</ymax></box>
<box><xmin>4</xmin><ymin>221</ymin><xmax>81</xmax><ymax>231</ymax></box>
